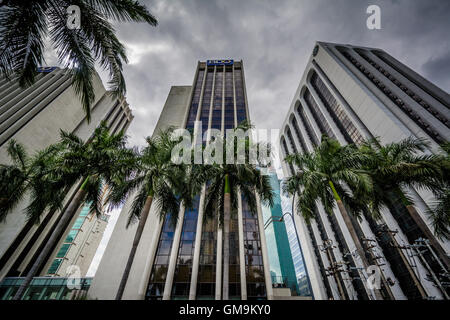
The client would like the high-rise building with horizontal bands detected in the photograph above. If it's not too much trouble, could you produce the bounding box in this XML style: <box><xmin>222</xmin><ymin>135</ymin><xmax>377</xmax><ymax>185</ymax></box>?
<box><xmin>89</xmin><ymin>60</ymin><xmax>278</xmax><ymax>300</ymax></box>
<box><xmin>279</xmin><ymin>42</ymin><xmax>449</xmax><ymax>300</ymax></box>
<box><xmin>0</xmin><ymin>67</ymin><xmax>133</xmax><ymax>300</ymax></box>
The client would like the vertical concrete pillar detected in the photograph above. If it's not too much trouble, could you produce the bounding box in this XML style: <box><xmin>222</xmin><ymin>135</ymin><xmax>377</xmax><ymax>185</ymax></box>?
<box><xmin>215</xmin><ymin>222</ymin><xmax>223</xmax><ymax>300</ymax></box>
<box><xmin>292</xmin><ymin>211</ymin><xmax>327</xmax><ymax>300</ymax></box>
<box><xmin>162</xmin><ymin>204</ymin><xmax>185</xmax><ymax>300</ymax></box>
<box><xmin>237</xmin><ymin>191</ymin><xmax>247</xmax><ymax>299</ymax></box>
<box><xmin>188</xmin><ymin>186</ymin><xmax>206</xmax><ymax>300</ymax></box>
<box><xmin>255</xmin><ymin>193</ymin><xmax>274</xmax><ymax>300</ymax></box>
<box><xmin>137</xmin><ymin>217</ymin><xmax>164</xmax><ymax>299</ymax></box>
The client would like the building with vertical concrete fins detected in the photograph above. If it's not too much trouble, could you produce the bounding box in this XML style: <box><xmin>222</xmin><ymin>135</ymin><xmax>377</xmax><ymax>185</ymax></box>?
<box><xmin>89</xmin><ymin>60</ymin><xmax>276</xmax><ymax>300</ymax></box>
<box><xmin>0</xmin><ymin>67</ymin><xmax>133</xmax><ymax>300</ymax></box>
<box><xmin>278</xmin><ymin>42</ymin><xmax>449</xmax><ymax>300</ymax></box>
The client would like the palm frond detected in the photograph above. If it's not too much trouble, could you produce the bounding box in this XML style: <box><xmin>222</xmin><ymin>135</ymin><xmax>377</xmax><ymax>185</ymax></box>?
<box><xmin>127</xmin><ymin>184</ymin><xmax>148</xmax><ymax>228</ymax></box>
<box><xmin>86</xmin><ymin>0</ymin><xmax>158</xmax><ymax>25</ymax></box>
<box><xmin>47</xmin><ymin>3</ymin><xmax>96</xmax><ymax>121</ymax></box>
<box><xmin>427</xmin><ymin>189</ymin><xmax>450</xmax><ymax>240</ymax></box>
<box><xmin>6</xmin><ymin>140</ymin><xmax>28</xmax><ymax>169</ymax></box>
<box><xmin>0</xmin><ymin>2</ymin><xmax>48</xmax><ymax>86</ymax></box>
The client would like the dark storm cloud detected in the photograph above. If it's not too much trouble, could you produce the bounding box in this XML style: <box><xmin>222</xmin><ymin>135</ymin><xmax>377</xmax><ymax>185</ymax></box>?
<box><xmin>92</xmin><ymin>0</ymin><xmax>449</xmax><ymax>148</ymax></box>
<box><xmin>422</xmin><ymin>53</ymin><xmax>450</xmax><ymax>91</ymax></box>
<box><xmin>85</xmin><ymin>0</ymin><xmax>449</xmax><ymax>274</ymax></box>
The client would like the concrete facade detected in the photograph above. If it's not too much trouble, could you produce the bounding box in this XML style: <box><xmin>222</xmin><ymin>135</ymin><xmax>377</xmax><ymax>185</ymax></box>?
<box><xmin>278</xmin><ymin>42</ymin><xmax>449</xmax><ymax>300</ymax></box>
<box><xmin>0</xmin><ymin>68</ymin><xmax>133</xmax><ymax>281</ymax></box>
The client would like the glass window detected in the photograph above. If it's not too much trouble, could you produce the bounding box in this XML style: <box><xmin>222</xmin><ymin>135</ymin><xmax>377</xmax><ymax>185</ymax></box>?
<box><xmin>304</xmin><ymin>88</ymin><xmax>335</xmax><ymax>139</ymax></box>
<box><xmin>310</xmin><ymin>71</ymin><xmax>364</xmax><ymax>145</ymax></box>
<box><xmin>47</xmin><ymin>259</ymin><xmax>63</xmax><ymax>274</ymax></box>
<box><xmin>56</xmin><ymin>243</ymin><xmax>71</xmax><ymax>258</ymax></box>
<box><xmin>72</xmin><ymin>217</ymin><xmax>85</xmax><ymax>229</ymax></box>
<box><xmin>65</xmin><ymin>230</ymin><xmax>78</xmax><ymax>243</ymax></box>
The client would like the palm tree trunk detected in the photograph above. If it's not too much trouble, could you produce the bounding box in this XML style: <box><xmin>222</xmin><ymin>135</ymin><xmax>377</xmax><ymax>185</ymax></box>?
<box><xmin>222</xmin><ymin>175</ymin><xmax>231</xmax><ymax>300</ymax></box>
<box><xmin>115</xmin><ymin>194</ymin><xmax>153</xmax><ymax>300</ymax></box>
<box><xmin>328</xmin><ymin>181</ymin><xmax>384</xmax><ymax>300</ymax></box>
<box><xmin>406</xmin><ymin>205</ymin><xmax>450</xmax><ymax>270</ymax></box>
<box><xmin>324</xmin><ymin>244</ymin><xmax>346</xmax><ymax>300</ymax></box>
<box><xmin>388</xmin><ymin>230</ymin><xmax>428</xmax><ymax>299</ymax></box>
<box><xmin>12</xmin><ymin>177</ymin><xmax>89</xmax><ymax>300</ymax></box>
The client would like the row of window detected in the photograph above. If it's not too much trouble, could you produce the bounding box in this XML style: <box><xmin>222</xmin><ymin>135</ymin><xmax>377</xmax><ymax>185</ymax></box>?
<box><xmin>47</xmin><ymin>202</ymin><xmax>92</xmax><ymax>275</ymax></box>
<box><xmin>338</xmin><ymin>48</ymin><xmax>445</xmax><ymax>144</ymax></box>
<box><xmin>304</xmin><ymin>88</ymin><xmax>335</xmax><ymax>139</ymax></box>
<box><xmin>242</xmin><ymin>197</ymin><xmax>266</xmax><ymax>299</ymax></box>
<box><xmin>372</xmin><ymin>51</ymin><xmax>450</xmax><ymax>109</ymax></box>
<box><xmin>310</xmin><ymin>71</ymin><xmax>365</xmax><ymax>145</ymax></box>
<box><xmin>146</xmin><ymin>213</ymin><xmax>176</xmax><ymax>300</ymax></box>
<box><xmin>355</xmin><ymin>49</ymin><xmax>449</xmax><ymax>129</ymax></box>
<box><xmin>171</xmin><ymin>197</ymin><xmax>200</xmax><ymax>298</ymax></box>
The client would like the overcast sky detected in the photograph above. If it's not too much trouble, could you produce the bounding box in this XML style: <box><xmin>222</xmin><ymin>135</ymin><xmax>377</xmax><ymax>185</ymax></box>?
<box><xmin>84</xmin><ymin>0</ymin><xmax>450</xmax><ymax>275</ymax></box>
<box><xmin>96</xmin><ymin>0</ymin><xmax>450</xmax><ymax>149</ymax></box>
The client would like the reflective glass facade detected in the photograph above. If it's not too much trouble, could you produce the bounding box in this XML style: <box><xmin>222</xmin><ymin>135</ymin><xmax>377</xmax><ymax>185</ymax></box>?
<box><xmin>171</xmin><ymin>197</ymin><xmax>200</xmax><ymax>299</ymax></box>
<box><xmin>242</xmin><ymin>197</ymin><xmax>265</xmax><ymax>299</ymax></box>
<box><xmin>0</xmin><ymin>277</ymin><xmax>92</xmax><ymax>300</ymax></box>
<box><xmin>146</xmin><ymin>214</ymin><xmax>176</xmax><ymax>300</ymax></box>
<box><xmin>196</xmin><ymin>215</ymin><xmax>217</xmax><ymax>299</ymax></box>
<box><xmin>262</xmin><ymin>172</ymin><xmax>310</xmax><ymax>297</ymax></box>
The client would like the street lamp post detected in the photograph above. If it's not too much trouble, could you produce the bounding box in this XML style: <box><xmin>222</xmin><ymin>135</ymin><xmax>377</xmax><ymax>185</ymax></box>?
<box><xmin>264</xmin><ymin>212</ymin><xmax>301</xmax><ymax>253</ymax></box>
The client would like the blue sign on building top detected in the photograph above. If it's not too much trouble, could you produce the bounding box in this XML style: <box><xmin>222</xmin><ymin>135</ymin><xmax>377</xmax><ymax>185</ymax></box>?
<box><xmin>206</xmin><ymin>59</ymin><xmax>234</xmax><ymax>66</ymax></box>
<box><xmin>37</xmin><ymin>66</ymin><xmax>57</xmax><ymax>73</ymax></box>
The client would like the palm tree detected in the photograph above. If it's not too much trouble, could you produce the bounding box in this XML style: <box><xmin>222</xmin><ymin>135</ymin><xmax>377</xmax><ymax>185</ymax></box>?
<box><xmin>0</xmin><ymin>141</ymin><xmax>33</xmax><ymax>222</ymax></box>
<box><xmin>0</xmin><ymin>0</ymin><xmax>157</xmax><ymax>121</ymax></box>
<box><xmin>427</xmin><ymin>142</ymin><xmax>450</xmax><ymax>241</ymax></box>
<box><xmin>12</xmin><ymin>122</ymin><xmax>135</xmax><ymax>300</ymax></box>
<box><xmin>357</xmin><ymin>137</ymin><xmax>449</xmax><ymax>269</ymax></box>
<box><xmin>108</xmin><ymin>128</ymin><xmax>202</xmax><ymax>300</ymax></box>
<box><xmin>284</xmin><ymin>135</ymin><xmax>384</xmax><ymax>300</ymax></box>
<box><xmin>0</xmin><ymin>140</ymin><xmax>68</xmax><ymax>223</ymax></box>
<box><xmin>201</xmin><ymin>123</ymin><xmax>273</xmax><ymax>300</ymax></box>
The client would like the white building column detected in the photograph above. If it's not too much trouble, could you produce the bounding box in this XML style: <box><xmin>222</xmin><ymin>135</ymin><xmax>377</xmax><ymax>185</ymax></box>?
<box><xmin>136</xmin><ymin>218</ymin><xmax>164</xmax><ymax>299</ymax></box>
<box><xmin>292</xmin><ymin>211</ymin><xmax>327</xmax><ymax>300</ymax></box>
<box><xmin>255</xmin><ymin>193</ymin><xmax>274</xmax><ymax>300</ymax></box>
<box><xmin>189</xmin><ymin>186</ymin><xmax>206</xmax><ymax>300</ymax></box>
<box><xmin>215</xmin><ymin>221</ymin><xmax>223</xmax><ymax>300</ymax></box>
<box><xmin>162</xmin><ymin>204</ymin><xmax>186</xmax><ymax>300</ymax></box>
<box><xmin>237</xmin><ymin>192</ymin><xmax>247</xmax><ymax>299</ymax></box>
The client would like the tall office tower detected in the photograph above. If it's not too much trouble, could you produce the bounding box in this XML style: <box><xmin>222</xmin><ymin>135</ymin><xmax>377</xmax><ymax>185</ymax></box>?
<box><xmin>261</xmin><ymin>168</ymin><xmax>312</xmax><ymax>299</ymax></box>
<box><xmin>89</xmin><ymin>60</ymin><xmax>274</xmax><ymax>300</ymax></box>
<box><xmin>278</xmin><ymin>42</ymin><xmax>449</xmax><ymax>300</ymax></box>
<box><xmin>0</xmin><ymin>67</ymin><xmax>133</xmax><ymax>286</ymax></box>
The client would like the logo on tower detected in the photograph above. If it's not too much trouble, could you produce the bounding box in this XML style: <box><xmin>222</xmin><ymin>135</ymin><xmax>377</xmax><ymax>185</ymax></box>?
<box><xmin>207</xmin><ymin>59</ymin><xmax>234</xmax><ymax>66</ymax></box>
